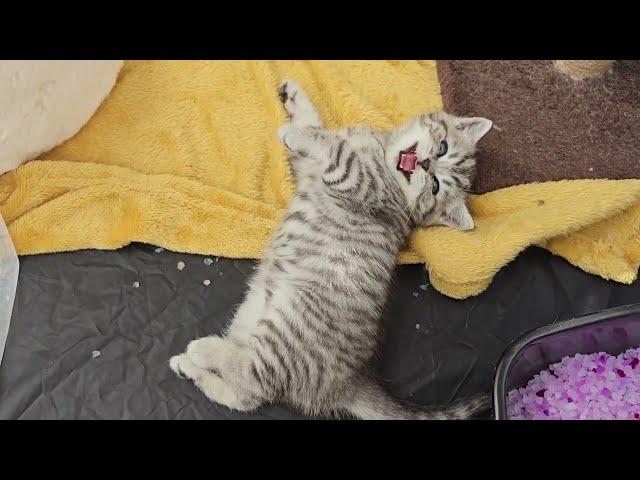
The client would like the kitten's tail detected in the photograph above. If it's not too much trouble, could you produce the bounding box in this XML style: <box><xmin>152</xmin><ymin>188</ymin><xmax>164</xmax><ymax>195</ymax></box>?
<box><xmin>346</xmin><ymin>380</ymin><xmax>491</xmax><ymax>420</ymax></box>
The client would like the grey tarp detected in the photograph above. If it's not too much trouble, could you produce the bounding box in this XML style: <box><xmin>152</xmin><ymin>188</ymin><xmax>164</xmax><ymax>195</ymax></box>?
<box><xmin>1</xmin><ymin>244</ymin><xmax>639</xmax><ymax>419</ymax></box>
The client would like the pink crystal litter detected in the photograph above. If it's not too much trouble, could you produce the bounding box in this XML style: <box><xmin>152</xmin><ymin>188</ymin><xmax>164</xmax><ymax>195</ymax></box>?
<box><xmin>507</xmin><ymin>347</ymin><xmax>640</xmax><ymax>420</ymax></box>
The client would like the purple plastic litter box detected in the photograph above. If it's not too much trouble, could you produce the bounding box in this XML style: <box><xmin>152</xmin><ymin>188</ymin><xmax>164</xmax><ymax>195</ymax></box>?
<box><xmin>492</xmin><ymin>304</ymin><xmax>640</xmax><ymax>419</ymax></box>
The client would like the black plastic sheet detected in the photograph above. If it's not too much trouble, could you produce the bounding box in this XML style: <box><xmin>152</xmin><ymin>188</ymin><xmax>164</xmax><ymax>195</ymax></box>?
<box><xmin>1</xmin><ymin>245</ymin><xmax>639</xmax><ymax>419</ymax></box>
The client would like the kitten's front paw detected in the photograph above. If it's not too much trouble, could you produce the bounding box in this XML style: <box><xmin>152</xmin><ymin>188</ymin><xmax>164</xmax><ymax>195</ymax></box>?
<box><xmin>278</xmin><ymin>79</ymin><xmax>323</xmax><ymax>128</ymax></box>
<box><xmin>278</xmin><ymin>80</ymin><xmax>301</xmax><ymax>119</ymax></box>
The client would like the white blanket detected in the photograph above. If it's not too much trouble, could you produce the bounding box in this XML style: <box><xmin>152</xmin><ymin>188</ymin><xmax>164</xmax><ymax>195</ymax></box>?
<box><xmin>0</xmin><ymin>60</ymin><xmax>123</xmax><ymax>175</ymax></box>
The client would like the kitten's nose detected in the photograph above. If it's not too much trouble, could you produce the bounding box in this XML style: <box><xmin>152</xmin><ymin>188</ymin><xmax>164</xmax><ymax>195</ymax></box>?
<box><xmin>418</xmin><ymin>158</ymin><xmax>430</xmax><ymax>171</ymax></box>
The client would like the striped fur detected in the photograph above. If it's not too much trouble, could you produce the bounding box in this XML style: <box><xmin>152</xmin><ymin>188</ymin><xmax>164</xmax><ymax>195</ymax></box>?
<box><xmin>170</xmin><ymin>81</ymin><xmax>492</xmax><ymax>419</ymax></box>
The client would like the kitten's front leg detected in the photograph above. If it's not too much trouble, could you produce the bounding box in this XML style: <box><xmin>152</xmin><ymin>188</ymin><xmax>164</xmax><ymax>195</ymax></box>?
<box><xmin>278</xmin><ymin>123</ymin><xmax>338</xmax><ymax>162</ymax></box>
<box><xmin>278</xmin><ymin>80</ymin><xmax>324</xmax><ymax>128</ymax></box>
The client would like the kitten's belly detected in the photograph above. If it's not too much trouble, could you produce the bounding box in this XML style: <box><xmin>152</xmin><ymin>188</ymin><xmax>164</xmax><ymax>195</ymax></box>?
<box><xmin>274</xmin><ymin>244</ymin><xmax>392</xmax><ymax>300</ymax></box>
<box><xmin>227</xmin><ymin>248</ymin><xmax>393</xmax><ymax>344</ymax></box>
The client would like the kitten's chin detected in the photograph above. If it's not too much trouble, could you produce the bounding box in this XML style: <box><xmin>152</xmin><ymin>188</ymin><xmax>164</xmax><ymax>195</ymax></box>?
<box><xmin>397</xmin><ymin>169</ymin><xmax>427</xmax><ymax>210</ymax></box>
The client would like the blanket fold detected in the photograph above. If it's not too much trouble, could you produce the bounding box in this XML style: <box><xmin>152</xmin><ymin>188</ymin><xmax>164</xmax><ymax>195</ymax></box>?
<box><xmin>1</xmin><ymin>60</ymin><xmax>639</xmax><ymax>299</ymax></box>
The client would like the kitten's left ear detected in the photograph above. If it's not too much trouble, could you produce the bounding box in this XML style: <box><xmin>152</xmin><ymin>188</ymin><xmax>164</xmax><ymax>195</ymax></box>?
<box><xmin>440</xmin><ymin>199</ymin><xmax>474</xmax><ymax>231</ymax></box>
<box><xmin>454</xmin><ymin>117</ymin><xmax>493</xmax><ymax>144</ymax></box>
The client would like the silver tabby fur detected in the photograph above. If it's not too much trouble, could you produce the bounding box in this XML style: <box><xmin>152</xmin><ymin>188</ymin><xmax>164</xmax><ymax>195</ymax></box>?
<box><xmin>170</xmin><ymin>80</ymin><xmax>493</xmax><ymax>419</ymax></box>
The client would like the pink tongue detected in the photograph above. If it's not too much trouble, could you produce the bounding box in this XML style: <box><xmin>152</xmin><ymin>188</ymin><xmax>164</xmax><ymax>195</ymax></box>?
<box><xmin>399</xmin><ymin>152</ymin><xmax>418</xmax><ymax>173</ymax></box>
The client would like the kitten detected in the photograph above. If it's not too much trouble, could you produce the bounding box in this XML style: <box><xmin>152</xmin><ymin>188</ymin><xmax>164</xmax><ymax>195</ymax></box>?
<box><xmin>169</xmin><ymin>81</ymin><xmax>493</xmax><ymax>419</ymax></box>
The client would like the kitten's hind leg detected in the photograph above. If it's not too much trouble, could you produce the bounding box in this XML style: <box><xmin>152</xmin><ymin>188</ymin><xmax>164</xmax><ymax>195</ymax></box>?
<box><xmin>185</xmin><ymin>335</ymin><xmax>236</xmax><ymax>372</ymax></box>
<box><xmin>278</xmin><ymin>80</ymin><xmax>323</xmax><ymax>128</ymax></box>
<box><xmin>169</xmin><ymin>352</ymin><xmax>262</xmax><ymax>412</ymax></box>
<box><xmin>171</xmin><ymin>335</ymin><xmax>265</xmax><ymax>412</ymax></box>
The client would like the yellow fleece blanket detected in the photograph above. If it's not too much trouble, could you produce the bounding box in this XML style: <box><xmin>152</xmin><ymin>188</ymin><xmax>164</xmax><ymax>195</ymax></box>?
<box><xmin>1</xmin><ymin>60</ymin><xmax>639</xmax><ymax>299</ymax></box>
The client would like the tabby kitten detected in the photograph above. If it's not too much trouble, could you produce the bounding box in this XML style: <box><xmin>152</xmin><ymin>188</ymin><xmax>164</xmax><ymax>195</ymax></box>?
<box><xmin>169</xmin><ymin>81</ymin><xmax>493</xmax><ymax>419</ymax></box>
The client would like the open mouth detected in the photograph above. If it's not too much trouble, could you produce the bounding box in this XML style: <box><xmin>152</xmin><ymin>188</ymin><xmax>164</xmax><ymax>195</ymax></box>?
<box><xmin>397</xmin><ymin>143</ymin><xmax>418</xmax><ymax>181</ymax></box>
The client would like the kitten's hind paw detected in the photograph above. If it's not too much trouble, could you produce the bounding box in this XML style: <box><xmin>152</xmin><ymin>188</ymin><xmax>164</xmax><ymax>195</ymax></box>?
<box><xmin>169</xmin><ymin>353</ymin><xmax>190</xmax><ymax>379</ymax></box>
<box><xmin>186</xmin><ymin>335</ymin><xmax>228</xmax><ymax>373</ymax></box>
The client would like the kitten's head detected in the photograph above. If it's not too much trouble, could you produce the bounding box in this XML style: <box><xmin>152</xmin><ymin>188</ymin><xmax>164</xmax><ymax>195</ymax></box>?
<box><xmin>385</xmin><ymin>112</ymin><xmax>492</xmax><ymax>230</ymax></box>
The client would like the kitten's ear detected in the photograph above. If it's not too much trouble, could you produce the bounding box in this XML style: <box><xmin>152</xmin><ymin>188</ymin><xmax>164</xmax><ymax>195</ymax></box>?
<box><xmin>440</xmin><ymin>199</ymin><xmax>474</xmax><ymax>231</ymax></box>
<box><xmin>278</xmin><ymin>124</ymin><xmax>335</xmax><ymax>159</ymax></box>
<box><xmin>454</xmin><ymin>116</ymin><xmax>493</xmax><ymax>144</ymax></box>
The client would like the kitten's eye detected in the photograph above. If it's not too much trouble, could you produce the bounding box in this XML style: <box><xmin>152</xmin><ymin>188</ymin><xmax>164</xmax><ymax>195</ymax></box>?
<box><xmin>432</xmin><ymin>176</ymin><xmax>440</xmax><ymax>195</ymax></box>
<box><xmin>438</xmin><ymin>140</ymin><xmax>448</xmax><ymax>157</ymax></box>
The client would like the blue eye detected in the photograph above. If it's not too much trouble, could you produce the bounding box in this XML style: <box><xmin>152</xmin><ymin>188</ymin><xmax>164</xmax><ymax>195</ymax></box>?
<box><xmin>432</xmin><ymin>176</ymin><xmax>440</xmax><ymax>195</ymax></box>
<box><xmin>438</xmin><ymin>140</ymin><xmax>448</xmax><ymax>157</ymax></box>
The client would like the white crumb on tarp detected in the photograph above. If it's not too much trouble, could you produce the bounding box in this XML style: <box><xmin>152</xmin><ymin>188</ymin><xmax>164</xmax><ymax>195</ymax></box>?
<box><xmin>419</xmin><ymin>284</ymin><xmax>429</xmax><ymax>291</ymax></box>
<box><xmin>91</xmin><ymin>350</ymin><xmax>101</xmax><ymax>359</ymax></box>
<box><xmin>154</xmin><ymin>247</ymin><xmax>164</xmax><ymax>253</ymax></box>
<box><xmin>412</xmin><ymin>292</ymin><xmax>419</xmax><ymax>297</ymax></box>
<box><xmin>203</xmin><ymin>258</ymin><xmax>214</xmax><ymax>266</ymax></box>
<box><xmin>203</xmin><ymin>279</ymin><xmax>211</xmax><ymax>286</ymax></box>
<box><xmin>416</xmin><ymin>324</ymin><xmax>420</xmax><ymax>329</ymax></box>
<box><xmin>132</xmin><ymin>281</ymin><xmax>140</xmax><ymax>288</ymax></box>
<box><xmin>177</xmin><ymin>261</ymin><xmax>186</xmax><ymax>271</ymax></box>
